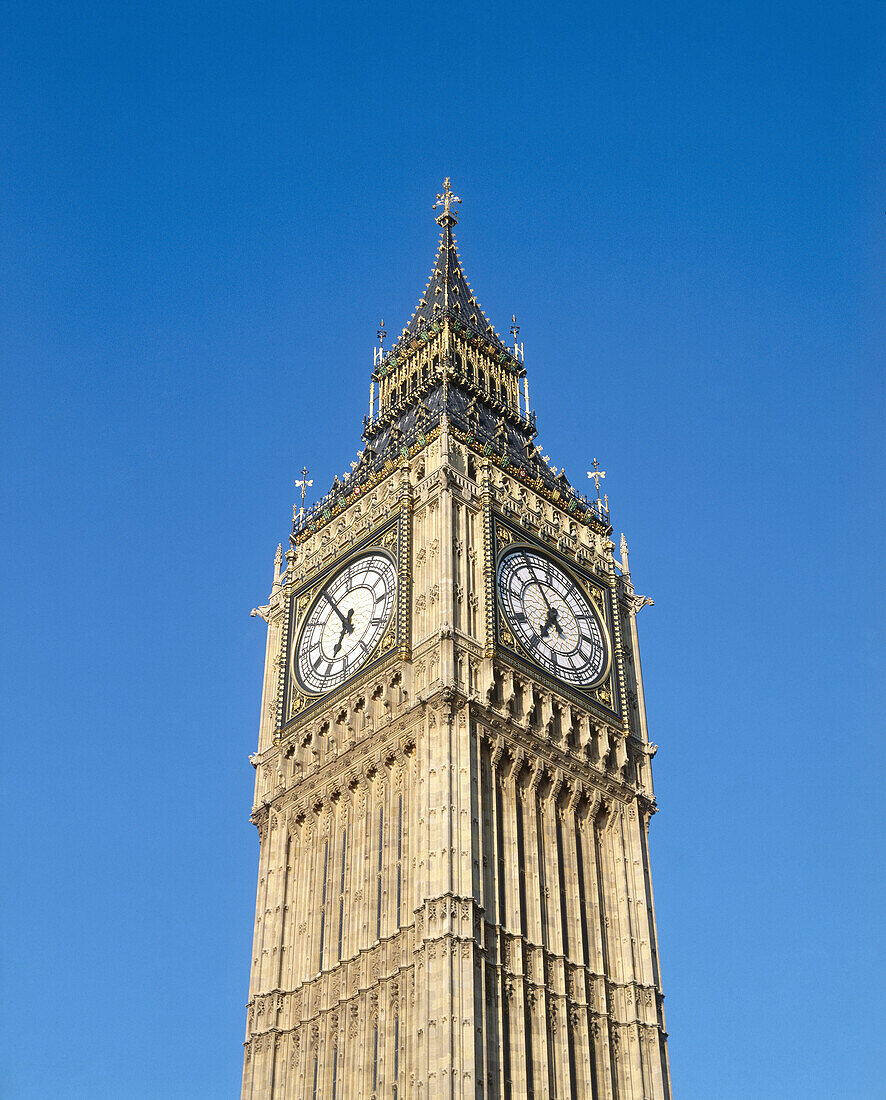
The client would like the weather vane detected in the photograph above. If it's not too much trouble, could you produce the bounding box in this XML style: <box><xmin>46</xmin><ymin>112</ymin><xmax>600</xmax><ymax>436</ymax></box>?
<box><xmin>510</xmin><ymin>314</ymin><xmax>524</xmax><ymax>363</ymax></box>
<box><xmin>294</xmin><ymin>465</ymin><xmax>313</xmax><ymax>522</ymax></box>
<box><xmin>376</xmin><ymin>319</ymin><xmax>386</xmax><ymax>349</ymax></box>
<box><xmin>433</xmin><ymin>177</ymin><xmax>461</xmax><ymax>224</ymax></box>
<box><xmin>587</xmin><ymin>458</ymin><xmax>607</xmax><ymax>504</ymax></box>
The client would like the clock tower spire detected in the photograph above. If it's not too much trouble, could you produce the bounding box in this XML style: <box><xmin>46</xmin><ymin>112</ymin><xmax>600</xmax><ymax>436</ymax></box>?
<box><xmin>242</xmin><ymin>183</ymin><xmax>672</xmax><ymax>1099</ymax></box>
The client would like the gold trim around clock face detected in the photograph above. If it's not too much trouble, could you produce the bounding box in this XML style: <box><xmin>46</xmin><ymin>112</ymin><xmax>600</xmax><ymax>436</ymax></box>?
<box><xmin>496</xmin><ymin>540</ymin><xmax>612</xmax><ymax>690</ymax></box>
<box><xmin>290</xmin><ymin>549</ymin><xmax>397</xmax><ymax>697</ymax></box>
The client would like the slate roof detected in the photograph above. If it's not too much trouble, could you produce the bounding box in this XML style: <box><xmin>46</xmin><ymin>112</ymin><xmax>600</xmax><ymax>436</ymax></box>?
<box><xmin>395</xmin><ymin>220</ymin><xmax>506</xmax><ymax>350</ymax></box>
<box><xmin>290</xmin><ymin>192</ymin><xmax>611</xmax><ymax>539</ymax></box>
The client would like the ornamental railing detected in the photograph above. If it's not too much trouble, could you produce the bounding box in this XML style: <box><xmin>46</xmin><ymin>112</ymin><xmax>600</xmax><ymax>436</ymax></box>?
<box><xmin>293</xmin><ymin>408</ymin><xmax>608</xmax><ymax>540</ymax></box>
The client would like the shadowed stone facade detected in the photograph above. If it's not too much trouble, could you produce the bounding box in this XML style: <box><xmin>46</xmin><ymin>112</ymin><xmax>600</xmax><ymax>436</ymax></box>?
<box><xmin>242</xmin><ymin>185</ymin><xmax>672</xmax><ymax>1099</ymax></box>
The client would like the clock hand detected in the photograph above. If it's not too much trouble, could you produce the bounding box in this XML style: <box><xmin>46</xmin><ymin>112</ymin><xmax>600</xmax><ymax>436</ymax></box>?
<box><xmin>529</xmin><ymin>570</ymin><xmax>554</xmax><ymax>614</ymax></box>
<box><xmin>538</xmin><ymin>605</ymin><xmax>565</xmax><ymax>639</ymax></box>
<box><xmin>331</xmin><ymin>607</ymin><xmax>355</xmax><ymax>656</ymax></box>
<box><xmin>324</xmin><ymin>592</ymin><xmax>351</xmax><ymax>628</ymax></box>
<box><xmin>528</xmin><ymin>572</ymin><xmax>561</xmax><ymax>640</ymax></box>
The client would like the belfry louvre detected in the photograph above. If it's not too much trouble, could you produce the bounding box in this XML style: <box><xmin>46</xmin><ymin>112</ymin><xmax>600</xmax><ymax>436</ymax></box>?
<box><xmin>242</xmin><ymin>182</ymin><xmax>672</xmax><ymax>1099</ymax></box>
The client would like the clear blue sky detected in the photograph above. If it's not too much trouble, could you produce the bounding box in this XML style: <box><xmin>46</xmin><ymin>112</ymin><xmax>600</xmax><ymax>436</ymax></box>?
<box><xmin>2</xmin><ymin>2</ymin><xmax>883</xmax><ymax>1097</ymax></box>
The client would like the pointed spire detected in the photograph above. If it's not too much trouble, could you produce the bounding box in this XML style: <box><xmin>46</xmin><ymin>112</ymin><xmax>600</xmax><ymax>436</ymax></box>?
<box><xmin>395</xmin><ymin>179</ymin><xmax>505</xmax><ymax>350</ymax></box>
<box><xmin>272</xmin><ymin>543</ymin><xmax>283</xmax><ymax>591</ymax></box>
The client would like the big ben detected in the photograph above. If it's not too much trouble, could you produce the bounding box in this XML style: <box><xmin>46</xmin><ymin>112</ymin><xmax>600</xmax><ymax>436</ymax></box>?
<box><xmin>242</xmin><ymin>181</ymin><xmax>672</xmax><ymax>1099</ymax></box>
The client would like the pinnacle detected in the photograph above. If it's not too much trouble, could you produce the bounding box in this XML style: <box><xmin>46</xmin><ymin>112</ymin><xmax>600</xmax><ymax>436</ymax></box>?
<box><xmin>393</xmin><ymin>221</ymin><xmax>505</xmax><ymax>351</ymax></box>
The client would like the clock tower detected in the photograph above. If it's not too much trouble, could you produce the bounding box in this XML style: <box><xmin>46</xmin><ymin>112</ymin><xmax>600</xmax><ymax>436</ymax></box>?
<box><xmin>242</xmin><ymin>182</ymin><xmax>672</xmax><ymax>1099</ymax></box>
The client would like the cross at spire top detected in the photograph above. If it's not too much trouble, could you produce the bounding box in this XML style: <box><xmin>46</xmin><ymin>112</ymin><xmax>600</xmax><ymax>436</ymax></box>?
<box><xmin>433</xmin><ymin>177</ymin><xmax>461</xmax><ymax>225</ymax></box>
<box><xmin>395</xmin><ymin>181</ymin><xmax>504</xmax><ymax>349</ymax></box>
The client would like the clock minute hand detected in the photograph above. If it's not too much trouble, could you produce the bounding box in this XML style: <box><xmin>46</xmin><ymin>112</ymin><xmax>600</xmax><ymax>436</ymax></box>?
<box><xmin>530</xmin><ymin>570</ymin><xmax>554</xmax><ymax>613</ymax></box>
<box><xmin>529</xmin><ymin>572</ymin><xmax>561</xmax><ymax>639</ymax></box>
<box><xmin>324</xmin><ymin>592</ymin><xmax>351</xmax><ymax>627</ymax></box>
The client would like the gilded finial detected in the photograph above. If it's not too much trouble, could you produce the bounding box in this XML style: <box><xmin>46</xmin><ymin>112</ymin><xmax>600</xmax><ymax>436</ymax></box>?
<box><xmin>294</xmin><ymin>466</ymin><xmax>313</xmax><ymax>523</ymax></box>
<box><xmin>433</xmin><ymin>177</ymin><xmax>461</xmax><ymax>225</ymax></box>
<box><xmin>587</xmin><ymin>458</ymin><xmax>607</xmax><ymax>505</ymax></box>
<box><xmin>510</xmin><ymin>314</ymin><xmax>524</xmax><ymax>363</ymax></box>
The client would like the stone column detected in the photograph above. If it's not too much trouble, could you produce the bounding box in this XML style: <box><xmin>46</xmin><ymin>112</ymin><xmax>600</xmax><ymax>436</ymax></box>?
<box><xmin>481</xmin><ymin>737</ymin><xmax>505</xmax><ymax>1099</ymax></box>
<box><xmin>256</xmin><ymin>616</ymin><xmax>284</xmax><ymax>754</ymax></box>
<box><xmin>579</xmin><ymin>802</ymin><xmax>615</xmax><ymax>1100</ymax></box>
<box><xmin>439</xmin><ymin>427</ymin><xmax>456</xmax><ymax>686</ymax></box>
<box><xmin>517</xmin><ymin>763</ymin><xmax>551</xmax><ymax>1096</ymax></box>
<box><xmin>498</xmin><ymin>753</ymin><xmax>529</xmax><ymax>1095</ymax></box>
<box><xmin>558</xmin><ymin>786</ymin><xmax>594</xmax><ymax>1100</ymax></box>
<box><xmin>539</xmin><ymin>778</ymin><xmax>571</xmax><ymax>1098</ymax></box>
<box><xmin>628</xmin><ymin>802</ymin><xmax>671</xmax><ymax>1099</ymax></box>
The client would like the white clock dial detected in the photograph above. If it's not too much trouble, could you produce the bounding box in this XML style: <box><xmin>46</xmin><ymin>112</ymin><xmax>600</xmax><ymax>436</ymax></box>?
<box><xmin>497</xmin><ymin>547</ymin><xmax>609</xmax><ymax>687</ymax></box>
<box><xmin>294</xmin><ymin>552</ymin><xmax>396</xmax><ymax>694</ymax></box>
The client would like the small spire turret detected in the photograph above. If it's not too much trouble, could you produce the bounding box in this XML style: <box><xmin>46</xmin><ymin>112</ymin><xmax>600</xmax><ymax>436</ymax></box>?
<box><xmin>272</xmin><ymin>543</ymin><xmax>283</xmax><ymax>591</ymax></box>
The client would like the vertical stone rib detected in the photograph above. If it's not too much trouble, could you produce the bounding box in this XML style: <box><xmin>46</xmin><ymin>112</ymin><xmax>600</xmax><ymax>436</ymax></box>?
<box><xmin>582</xmin><ymin>810</ymin><xmax>614</xmax><ymax>1100</ymax></box>
<box><xmin>559</xmin><ymin>796</ymin><xmax>594</xmax><ymax>1100</ymax></box>
<box><xmin>476</xmin><ymin>735</ymin><xmax>496</xmax><ymax>1097</ymax></box>
<box><xmin>256</xmin><ymin>619</ymin><xmax>282</xmax><ymax>753</ymax></box>
<box><xmin>487</xmin><ymin>743</ymin><xmax>509</xmax><ymax>1099</ymax></box>
<box><xmin>480</xmin><ymin>462</ymin><xmax>495</xmax><ymax>658</ymax></box>
<box><xmin>398</xmin><ymin>461</ymin><xmax>412</xmax><ymax>660</ymax></box>
<box><xmin>517</xmin><ymin>770</ymin><xmax>547</xmax><ymax>1095</ymax></box>
<box><xmin>498</xmin><ymin>759</ymin><xmax>528</xmax><ymax>1095</ymax></box>
<box><xmin>542</xmin><ymin>787</ymin><xmax>572</xmax><ymax>1099</ymax></box>
<box><xmin>637</xmin><ymin>806</ymin><xmax>672</xmax><ymax>1099</ymax></box>
<box><xmin>276</xmin><ymin>830</ymin><xmax>291</xmax><ymax>990</ymax></box>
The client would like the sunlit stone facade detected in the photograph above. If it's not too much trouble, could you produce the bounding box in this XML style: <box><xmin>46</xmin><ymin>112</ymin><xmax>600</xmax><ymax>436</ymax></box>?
<box><xmin>242</xmin><ymin>186</ymin><xmax>671</xmax><ymax>1098</ymax></box>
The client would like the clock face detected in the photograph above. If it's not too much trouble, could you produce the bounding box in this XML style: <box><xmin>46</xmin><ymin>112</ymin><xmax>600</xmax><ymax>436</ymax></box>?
<box><xmin>497</xmin><ymin>547</ymin><xmax>609</xmax><ymax>687</ymax></box>
<box><xmin>294</xmin><ymin>552</ymin><xmax>397</xmax><ymax>694</ymax></box>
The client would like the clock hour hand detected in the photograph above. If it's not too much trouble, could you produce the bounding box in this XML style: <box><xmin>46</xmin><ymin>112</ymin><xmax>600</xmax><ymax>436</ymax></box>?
<box><xmin>331</xmin><ymin>607</ymin><xmax>355</xmax><ymax>656</ymax></box>
<box><xmin>538</xmin><ymin>605</ymin><xmax>564</xmax><ymax>640</ymax></box>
